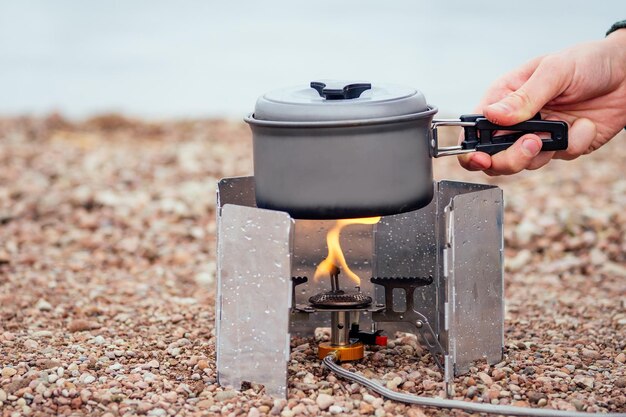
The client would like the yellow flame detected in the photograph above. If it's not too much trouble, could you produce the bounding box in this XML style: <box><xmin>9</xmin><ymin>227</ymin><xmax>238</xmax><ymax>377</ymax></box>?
<box><xmin>314</xmin><ymin>216</ymin><xmax>381</xmax><ymax>285</ymax></box>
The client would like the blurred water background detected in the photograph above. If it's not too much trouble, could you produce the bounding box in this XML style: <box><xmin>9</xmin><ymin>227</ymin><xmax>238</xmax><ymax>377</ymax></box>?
<box><xmin>0</xmin><ymin>1</ymin><xmax>622</xmax><ymax>119</ymax></box>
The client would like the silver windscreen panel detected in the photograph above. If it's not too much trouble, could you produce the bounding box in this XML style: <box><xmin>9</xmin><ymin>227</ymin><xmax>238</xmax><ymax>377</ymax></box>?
<box><xmin>373</xmin><ymin>197</ymin><xmax>439</xmax><ymax>334</ymax></box>
<box><xmin>216</xmin><ymin>203</ymin><xmax>293</xmax><ymax>398</ymax></box>
<box><xmin>217</xmin><ymin>176</ymin><xmax>257</xmax><ymax>211</ymax></box>
<box><xmin>373</xmin><ymin>181</ymin><xmax>503</xmax><ymax>377</ymax></box>
<box><xmin>436</xmin><ymin>180</ymin><xmax>497</xmax><ymax>350</ymax></box>
<box><xmin>445</xmin><ymin>185</ymin><xmax>504</xmax><ymax>374</ymax></box>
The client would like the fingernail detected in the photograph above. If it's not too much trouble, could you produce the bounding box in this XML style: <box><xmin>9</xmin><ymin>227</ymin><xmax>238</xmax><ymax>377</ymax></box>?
<box><xmin>487</xmin><ymin>101</ymin><xmax>512</xmax><ymax>114</ymax></box>
<box><xmin>521</xmin><ymin>137</ymin><xmax>541</xmax><ymax>157</ymax></box>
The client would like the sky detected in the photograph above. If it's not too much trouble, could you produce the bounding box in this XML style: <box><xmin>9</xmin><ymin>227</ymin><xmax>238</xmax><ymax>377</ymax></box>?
<box><xmin>0</xmin><ymin>1</ymin><xmax>622</xmax><ymax>119</ymax></box>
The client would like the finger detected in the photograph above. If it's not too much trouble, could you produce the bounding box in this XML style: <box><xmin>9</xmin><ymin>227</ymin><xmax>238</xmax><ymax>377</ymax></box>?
<box><xmin>483</xmin><ymin>57</ymin><xmax>572</xmax><ymax>126</ymax></box>
<box><xmin>485</xmin><ymin>134</ymin><xmax>543</xmax><ymax>175</ymax></box>
<box><xmin>485</xmin><ymin>148</ymin><xmax>553</xmax><ymax>175</ymax></box>
<box><xmin>457</xmin><ymin>128</ymin><xmax>492</xmax><ymax>171</ymax></box>
<box><xmin>553</xmin><ymin>118</ymin><xmax>597</xmax><ymax>160</ymax></box>
<box><xmin>527</xmin><ymin>150</ymin><xmax>555</xmax><ymax>170</ymax></box>
<box><xmin>457</xmin><ymin>125</ymin><xmax>491</xmax><ymax>171</ymax></box>
<box><xmin>476</xmin><ymin>56</ymin><xmax>544</xmax><ymax>111</ymax></box>
<box><xmin>475</xmin><ymin>83</ymin><xmax>514</xmax><ymax>113</ymax></box>
<box><xmin>458</xmin><ymin>152</ymin><xmax>492</xmax><ymax>171</ymax></box>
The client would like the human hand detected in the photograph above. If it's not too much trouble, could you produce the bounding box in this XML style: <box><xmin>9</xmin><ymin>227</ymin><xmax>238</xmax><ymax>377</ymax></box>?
<box><xmin>459</xmin><ymin>29</ymin><xmax>626</xmax><ymax>175</ymax></box>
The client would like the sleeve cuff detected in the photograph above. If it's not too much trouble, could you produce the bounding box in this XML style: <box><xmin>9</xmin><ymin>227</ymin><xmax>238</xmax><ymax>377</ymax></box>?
<box><xmin>606</xmin><ymin>20</ymin><xmax>626</xmax><ymax>36</ymax></box>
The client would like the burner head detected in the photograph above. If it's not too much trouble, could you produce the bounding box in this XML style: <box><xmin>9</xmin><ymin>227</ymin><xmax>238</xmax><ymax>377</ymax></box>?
<box><xmin>308</xmin><ymin>290</ymin><xmax>372</xmax><ymax>309</ymax></box>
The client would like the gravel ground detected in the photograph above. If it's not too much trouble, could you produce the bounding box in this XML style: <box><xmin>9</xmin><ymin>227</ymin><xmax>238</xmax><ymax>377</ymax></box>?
<box><xmin>0</xmin><ymin>114</ymin><xmax>624</xmax><ymax>417</ymax></box>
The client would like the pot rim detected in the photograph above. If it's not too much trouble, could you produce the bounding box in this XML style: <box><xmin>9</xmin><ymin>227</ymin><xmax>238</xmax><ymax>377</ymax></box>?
<box><xmin>244</xmin><ymin>106</ymin><xmax>438</xmax><ymax>128</ymax></box>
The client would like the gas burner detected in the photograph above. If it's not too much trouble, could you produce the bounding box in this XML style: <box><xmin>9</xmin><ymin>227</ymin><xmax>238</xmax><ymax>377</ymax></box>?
<box><xmin>308</xmin><ymin>290</ymin><xmax>372</xmax><ymax>309</ymax></box>
<box><xmin>308</xmin><ymin>265</ymin><xmax>372</xmax><ymax>309</ymax></box>
<box><xmin>297</xmin><ymin>266</ymin><xmax>379</xmax><ymax>361</ymax></box>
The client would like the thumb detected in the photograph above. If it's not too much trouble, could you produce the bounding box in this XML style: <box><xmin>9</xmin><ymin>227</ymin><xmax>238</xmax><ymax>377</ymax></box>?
<box><xmin>484</xmin><ymin>58</ymin><xmax>570</xmax><ymax>126</ymax></box>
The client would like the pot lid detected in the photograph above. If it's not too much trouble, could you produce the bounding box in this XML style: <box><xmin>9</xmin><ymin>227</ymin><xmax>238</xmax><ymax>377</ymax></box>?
<box><xmin>252</xmin><ymin>80</ymin><xmax>429</xmax><ymax>122</ymax></box>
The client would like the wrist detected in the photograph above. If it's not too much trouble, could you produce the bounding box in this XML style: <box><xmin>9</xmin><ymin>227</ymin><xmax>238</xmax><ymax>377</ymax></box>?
<box><xmin>605</xmin><ymin>29</ymin><xmax>626</xmax><ymax>131</ymax></box>
<box><xmin>604</xmin><ymin>29</ymin><xmax>626</xmax><ymax>73</ymax></box>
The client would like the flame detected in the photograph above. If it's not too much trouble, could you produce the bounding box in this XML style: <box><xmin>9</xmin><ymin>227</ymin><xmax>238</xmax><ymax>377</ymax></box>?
<box><xmin>314</xmin><ymin>216</ymin><xmax>381</xmax><ymax>285</ymax></box>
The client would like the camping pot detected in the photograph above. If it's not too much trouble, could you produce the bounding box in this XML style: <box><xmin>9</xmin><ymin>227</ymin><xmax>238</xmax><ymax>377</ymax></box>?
<box><xmin>244</xmin><ymin>80</ymin><xmax>568</xmax><ymax>219</ymax></box>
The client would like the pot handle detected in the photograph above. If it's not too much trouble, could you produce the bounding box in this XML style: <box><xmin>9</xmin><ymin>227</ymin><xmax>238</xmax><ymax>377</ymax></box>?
<box><xmin>431</xmin><ymin>114</ymin><xmax>568</xmax><ymax>157</ymax></box>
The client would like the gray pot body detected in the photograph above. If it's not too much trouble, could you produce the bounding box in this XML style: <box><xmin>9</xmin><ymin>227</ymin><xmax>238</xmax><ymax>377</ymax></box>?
<box><xmin>249</xmin><ymin>111</ymin><xmax>437</xmax><ymax>219</ymax></box>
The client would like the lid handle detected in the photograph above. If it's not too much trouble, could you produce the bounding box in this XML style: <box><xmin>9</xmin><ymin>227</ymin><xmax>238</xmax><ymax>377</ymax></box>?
<box><xmin>310</xmin><ymin>81</ymin><xmax>371</xmax><ymax>100</ymax></box>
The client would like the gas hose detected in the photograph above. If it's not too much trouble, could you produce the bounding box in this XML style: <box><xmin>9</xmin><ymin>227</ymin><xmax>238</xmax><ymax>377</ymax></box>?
<box><xmin>322</xmin><ymin>353</ymin><xmax>626</xmax><ymax>417</ymax></box>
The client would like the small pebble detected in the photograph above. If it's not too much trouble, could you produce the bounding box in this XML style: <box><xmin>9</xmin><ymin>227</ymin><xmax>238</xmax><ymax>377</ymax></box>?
<box><xmin>422</xmin><ymin>380</ymin><xmax>437</xmax><ymax>390</ymax></box>
<box><xmin>581</xmin><ymin>348</ymin><xmax>600</xmax><ymax>359</ymax></box>
<box><xmin>329</xmin><ymin>405</ymin><xmax>343</xmax><ymax>414</ymax></box>
<box><xmin>363</xmin><ymin>394</ymin><xmax>376</xmax><ymax>404</ymax></box>
<box><xmin>109</xmin><ymin>363</ymin><xmax>123</xmax><ymax>371</ymax></box>
<box><xmin>80</xmin><ymin>373</ymin><xmax>95</xmax><ymax>384</ymax></box>
<box><xmin>316</xmin><ymin>393</ymin><xmax>334</xmax><ymax>410</ymax></box>
<box><xmin>170</xmin><ymin>314</ymin><xmax>184</xmax><ymax>323</ymax></box>
<box><xmin>92</xmin><ymin>335</ymin><xmax>106</xmax><ymax>345</ymax></box>
<box><xmin>478</xmin><ymin>371</ymin><xmax>493</xmax><ymax>385</ymax></box>
<box><xmin>197</xmin><ymin>399</ymin><xmax>214</xmax><ymax>408</ymax></box>
<box><xmin>24</xmin><ymin>339</ymin><xmax>39</xmax><ymax>350</ymax></box>
<box><xmin>386</xmin><ymin>376</ymin><xmax>403</xmax><ymax>390</ymax></box>
<box><xmin>68</xmin><ymin>319</ymin><xmax>100</xmax><ymax>332</ymax></box>
<box><xmin>144</xmin><ymin>359</ymin><xmax>160</xmax><ymax>369</ymax></box>
<box><xmin>492</xmin><ymin>369</ymin><xmax>506</xmax><ymax>381</ymax></box>
<box><xmin>35</xmin><ymin>299</ymin><xmax>52</xmax><ymax>311</ymax></box>
<box><xmin>215</xmin><ymin>390</ymin><xmax>237</xmax><ymax>402</ymax></box>
<box><xmin>2</xmin><ymin>332</ymin><xmax>15</xmax><ymax>341</ymax></box>
<box><xmin>163</xmin><ymin>391</ymin><xmax>177</xmax><ymax>402</ymax></box>
<box><xmin>527</xmin><ymin>391</ymin><xmax>546</xmax><ymax>404</ymax></box>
